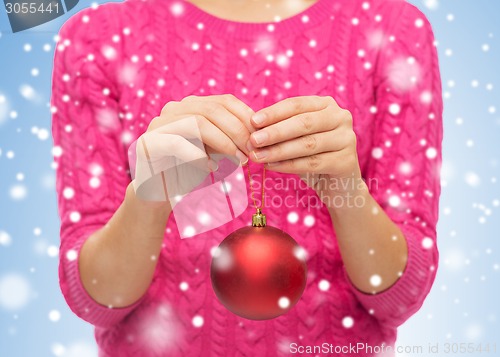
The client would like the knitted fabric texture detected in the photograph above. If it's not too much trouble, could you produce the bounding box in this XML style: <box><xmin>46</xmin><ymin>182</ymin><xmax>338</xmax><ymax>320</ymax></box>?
<box><xmin>50</xmin><ymin>0</ymin><xmax>443</xmax><ymax>355</ymax></box>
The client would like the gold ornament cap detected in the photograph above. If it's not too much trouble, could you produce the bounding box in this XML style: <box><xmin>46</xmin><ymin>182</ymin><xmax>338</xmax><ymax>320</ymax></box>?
<box><xmin>252</xmin><ymin>208</ymin><xmax>267</xmax><ymax>227</ymax></box>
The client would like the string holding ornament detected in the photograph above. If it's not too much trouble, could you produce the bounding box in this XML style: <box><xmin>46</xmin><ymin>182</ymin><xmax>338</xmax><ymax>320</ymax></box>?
<box><xmin>210</xmin><ymin>162</ymin><xmax>308</xmax><ymax>320</ymax></box>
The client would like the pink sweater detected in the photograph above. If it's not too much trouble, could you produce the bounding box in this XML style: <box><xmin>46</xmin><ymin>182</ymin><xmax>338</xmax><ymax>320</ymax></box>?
<box><xmin>51</xmin><ymin>0</ymin><xmax>443</xmax><ymax>356</ymax></box>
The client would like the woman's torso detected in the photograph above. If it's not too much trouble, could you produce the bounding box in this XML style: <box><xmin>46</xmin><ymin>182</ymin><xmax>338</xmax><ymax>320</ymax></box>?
<box><xmin>89</xmin><ymin>0</ymin><xmax>394</xmax><ymax>355</ymax></box>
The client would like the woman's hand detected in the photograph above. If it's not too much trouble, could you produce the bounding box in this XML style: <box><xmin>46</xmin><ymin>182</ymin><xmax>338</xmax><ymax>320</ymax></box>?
<box><xmin>147</xmin><ymin>94</ymin><xmax>256</xmax><ymax>164</ymax></box>
<box><xmin>247</xmin><ymin>95</ymin><xmax>364</xmax><ymax>204</ymax></box>
<box><xmin>79</xmin><ymin>94</ymin><xmax>257</xmax><ymax>308</ymax></box>
<box><xmin>248</xmin><ymin>96</ymin><xmax>409</xmax><ymax>296</ymax></box>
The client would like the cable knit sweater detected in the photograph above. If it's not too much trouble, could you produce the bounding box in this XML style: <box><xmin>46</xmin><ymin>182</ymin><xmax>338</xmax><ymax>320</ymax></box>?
<box><xmin>50</xmin><ymin>0</ymin><xmax>443</xmax><ymax>356</ymax></box>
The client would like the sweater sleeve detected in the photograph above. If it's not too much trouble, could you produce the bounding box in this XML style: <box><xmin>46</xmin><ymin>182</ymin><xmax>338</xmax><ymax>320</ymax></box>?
<box><xmin>344</xmin><ymin>1</ymin><xmax>443</xmax><ymax>328</ymax></box>
<box><xmin>51</xmin><ymin>4</ymin><xmax>145</xmax><ymax>328</ymax></box>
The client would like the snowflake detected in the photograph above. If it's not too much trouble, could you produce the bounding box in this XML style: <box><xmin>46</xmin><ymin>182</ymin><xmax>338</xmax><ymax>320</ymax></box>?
<box><xmin>0</xmin><ymin>273</ymin><xmax>31</xmax><ymax>310</ymax></box>
<box><xmin>254</xmin><ymin>34</ymin><xmax>275</xmax><ymax>54</ymax></box>
<box><xmin>443</xmin><ymin>248</ymin><xmax>465</xmax><ymax>271</ymax></box>
<box><xmin>63</xmin><ymin>187</ymin><xmax>75</xmax><ymax>199</ymax></box>
<box><xmin>368</xmin><ymin>30</ymin><xmax>385</xmax><ymax>48</ymax></box>
<box><xmin>278</xmin><ymin>297</ymin><xmax>290</xmax><ymax>309</ymax></box>
<box><xmin>10</xmin><ymin>185</ymin><xmax>27</xmax><ymax>201</ymax></box>
<box><xmin>118</xmin><ymin>63</ymin><xmax>139</xmax><ymax>84</ymax></box>
<box><xmin>192</xmin><ymin>315</ymin><xmax>204</xmax><ymax>327</ymax></box>
<box><xmin>89</xmin><ymin>177</ymin><xmax>101</xmax><ymax>188</ymax></box>
<box><xmin>318</xmin><ymin>279</ymin><xmax>330</xmax><ymax>291</ymax></box>
<box><xmin>47</xmin><ymin>245</ymin><xmax>59</xmax><ymax>257</ymax></box>
<box><xmin>293</xmin><ymin>246</ymin><xmax>307</xmax><ymax>261</ymax></box>
<box><xmin>399</xmin><ymin>162</ymin><xmax>412</xmax><ymax>175</ymax></box>
<box><xmin>66</xmin><ymin>249</ymin><xmax>78</xmax><ymax>261</ymax></box>
<box><xmin>287</xmin><ymin>212</ymin><xmax>299</xmax><ymax>224</ymax></box>
<box><xmin>386</xmin><ymin>57</ymin><xmax>421</xmax><ymax>92</ymax></box>
<box><xmin>389</xmin><ymin>103</ymin><xmax>401</xmax><ymax>115</ymax></box>
<box><xmin>19</xmin><ymin>84</ymin><xmax>37</xmax><ymax>101</ymax></box>
<box><xmin>170</xmin><ymin>2</ymin><xmax>185</xmax><ymax>16</ymax></box>
<box><xmin>179</xmin><ymin>282</ymin><xmax>189</xmax><ymax>291</ymax></box>
<box><xmin>69</xmin><ymin>211</ymin><xmax>81</xmax><ymax>223</ymax></box>
<box><xmin>101</xmin><ymin>45</ymin><xmax>117</xmax><ymax>60</ymax></box>
<box><xmin>464</xmin><ymin>324</ymin><xmax>483</xmax><ymax>341</ymax></box>
<box><xmin>464</xmin><ymin>172</ymin><xmax>480</xmax><ymax>187</ymax></box>
<box><xmin>0</xmin><ymin>93</ymin><xmax>9</xmax><ymax>125</ymax></box>
<box><xmin>0</xmin><ymin>231</ymin><xmax>12</xmax><ymax>246</ymax></box>
<box><xmin>48</xmin><ymin>310</ymin><xmax>61</xmax><ymax>322</ymax></box>
<box><xmin>276</xmin><ymin>54</ymin><xmax>290</xmax><ymax>67</ymax></box>
<box><xmin>342</xmin><ymin>316</ymin><xmax>354</xmax><ymax>328</ymax></box>
<box><xmin>420</xmin><ymin>91</ymin><xmax>433</xmax><ymax>104</ymax></box>
<box><xmin>370</xmin><ymin>274</ymin><xmax>382</xmax><ymax>287</ymax></box>
<box><xmin>372</xmin><ymin>147</ymin><xmax>383</xmax><ymax>159</ymax></box>
<box><xmin>303</xmin><ymin>215</ymin><xmax>315</xmax><ymax>227</ymax></box>
<box><xmin>423</xmin><ymin>0</ymin><xmax>439</xmax><ymax>10</ymax></box>
<box><xmin>422</xmin><ymin>237</ymin><xmax>434</xmax><ymax>249</ymax></box>
<box><xmin>426</xmin><ymin>147</ymin><xmax>438</xmax><ymax>159</ymax></box>
<box><xmin>388</xmin><ymin>195</ymin><xmax>400</xmax><ymax>207</ymax></box>
<box><xmin>211</xmin><ymin>246</ymin><xmax>233</xmax><ymax>271</ymax></box>
<box><xmin>197</xmin><ymin>212</ymin><xmax>211</xmax><ymax>225</ymax></box>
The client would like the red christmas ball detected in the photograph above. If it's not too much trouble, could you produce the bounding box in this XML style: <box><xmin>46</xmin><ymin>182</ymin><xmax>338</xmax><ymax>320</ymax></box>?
<box><xmin>210</xmin><ymin>225</ymin><xmax>307</xmax><ymax>320</ymax></box>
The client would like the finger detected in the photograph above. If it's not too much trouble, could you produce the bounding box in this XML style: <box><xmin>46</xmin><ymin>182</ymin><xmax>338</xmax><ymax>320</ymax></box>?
<box><xmin>151</xmin><ymin>114</ymin><xmax>237</xmax><ymax>157</ymax></box>
<box><xmin>204</xmin><ymin>144</ymin><xmax>247</xmax><ymax>168</ymax></box>
<box><xmin>250</xmin><ymin>131</ymin><xmax>347</xmax><ymax>163</ymax></box>
<box><xmin>138</xmin><ymin>132</ymin><xmax>210</xmax><ymax>173</ymax></box>
<box><xmin>249</xmin><ymin>108</ymin><xmax>339</xmax><ymax>148</ymax></box>
<box><xmin>148</xmin><ymin>114</ymin><xmax>247</xmax><ymax>165</ymax></box>
<box><xmin>250</xmin><ymin>96</ymin><xmax>332</xmax><ymax>128</ymax></box>
<box><xmin>218</xmin><ymin>94</ymin><xmax>256</xmax><ymax>134</ymax></box>
<box><xmin>180</xmin><ymin>99</ymin><xmax>252</xmax><ymax>155</ymax></box>
<box><xmin>264</xmin><ymin>152</ymin><xmax>335</xmax><ymax>174</ymax></box>
<box><xmin>299</xmin><ymin>173</ymin><xmax>324</xmax><ymax>190</ymax></box>
<box><xmin>196</xmin><ymin>116</ymin><xmax>247</xmax><ymax>162</ymax></box>
<box><xmin>183</xmin><ymin>94</ymin><xmax>256</xmax><ymax>135</ymax></box>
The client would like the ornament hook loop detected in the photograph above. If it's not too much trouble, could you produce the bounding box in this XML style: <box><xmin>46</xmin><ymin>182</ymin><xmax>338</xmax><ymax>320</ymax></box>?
<box><xmin>252</xmin><ymin>208</ymin><xmax>267</xmax><ymax>227</ymax></box>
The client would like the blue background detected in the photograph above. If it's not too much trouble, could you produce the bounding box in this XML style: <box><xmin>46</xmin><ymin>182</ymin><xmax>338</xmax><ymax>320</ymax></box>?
<box><xmin>0</xmin><ymin>0</ymin><xmax>499</xmax><ymax>356</ymax></box>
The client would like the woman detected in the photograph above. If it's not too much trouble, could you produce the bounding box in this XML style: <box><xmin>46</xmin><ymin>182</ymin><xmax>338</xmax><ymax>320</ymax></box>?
<box><xmin>51</xmin><ymin>0</ymin><xmax>443</xmax><ymax>355</ymax></box>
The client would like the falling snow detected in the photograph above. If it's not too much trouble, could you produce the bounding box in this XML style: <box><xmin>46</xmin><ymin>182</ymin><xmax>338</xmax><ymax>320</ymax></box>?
<box><xmin>287</xmin><ymin>211</ymin><xmax>299</xmax><ymax>223</ymax></box>
<box><xmin>278</xmin><ymin>297</ymin><xmax>290</xmax><ymax>309</ymax></box>
<box><xmin>369</xmin><ymin>274</ymin><xmax>382</xmax><ymax>287</ymax></box>
<box><xmin>0</xmin><ymin>274</ymin><xmax>31</xmax><ymax>310</ymax></box>
<box><xmin>318</xmin><ymin>279</ymin><xmax>331</xmax><ymax>292</ymax></box>
<box><xmin>48</xmin><ymin>309</ymin><xmax>61</xmax><ymax>322</ymax></box>
<box><xmin>342</xmin><ymin>316</ymin><xmax>354</xmax><ymax>329</ymax></box>
<box><xmin>192</xmin><ymin>315</ymin><xmax>204</xmax><ymax>328</ymax></box>
<box><xmin>0</xmin><ymin>231</ymin><xmax>12</xmax><ymax>246</ymax></box>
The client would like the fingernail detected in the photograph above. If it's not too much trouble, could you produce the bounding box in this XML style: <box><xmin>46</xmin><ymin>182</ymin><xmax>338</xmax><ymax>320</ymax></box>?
<box><xmin>252</xmin><ymin>149</ymin><xmax>268</xmax><ymax>160</ymax></box>
<box><xmin>251</xmin><ymin>131</ymin><xmax>269</xmax><ymax>145</ymax></box>
<box><xmin>246</xmin><ymin>140</ymin><xmax>255</xmax><ymax>152</ymax></box>
<box><xmin>235</xmin><ymin>150</ymin><xmax>248</xmax><ymax>165</ymax></box>
<box><xmin>207</xmin><ymin>159</ymin><xmax>218</xmax><ymax>171</ymax></box>
<box><xmin>252</xmin><ymin>112</ymin><xmax>266</xmax><ymax>125</ymax></box>
<box><xmin>267</xmin><ymin>161</ymin><xmax>281</xmax><ymax>167</ymax></box>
